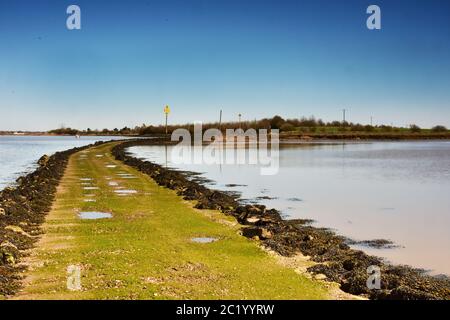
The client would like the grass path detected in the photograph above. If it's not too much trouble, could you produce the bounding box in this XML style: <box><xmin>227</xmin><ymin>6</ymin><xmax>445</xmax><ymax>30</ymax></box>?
<box><xmin>12</xmin><ymin>142</ymin><xmax>339</xmax><ymax>300</ymax></box>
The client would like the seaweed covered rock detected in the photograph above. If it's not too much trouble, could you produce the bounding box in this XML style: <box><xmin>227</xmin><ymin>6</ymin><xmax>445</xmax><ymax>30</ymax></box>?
<box><xmin>0</xmin><ymin>241</ymin><xmax>19</xmax><ymax>265</ymax></box>
<box><xmin>37</xmin><ymin>154</ymin><xmax>50</xmax><ymax>167</ymax></box>
<box><xmin>242</xmin><ymin>227</ymin><xmax>273</xmax><ymax>240</ymax></box>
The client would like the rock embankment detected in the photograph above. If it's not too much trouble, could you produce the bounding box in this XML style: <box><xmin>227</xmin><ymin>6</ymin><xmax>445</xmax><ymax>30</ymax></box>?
<box><xmin>112</xmin><ymin>138</ymin><xmax>450</xmax><ymax>300</ymax></box>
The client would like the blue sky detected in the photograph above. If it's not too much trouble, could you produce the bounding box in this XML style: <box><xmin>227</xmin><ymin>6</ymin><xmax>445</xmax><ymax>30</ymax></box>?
<box><xmin>0</xmin><ymin>0</ymin><xmax>449</xmax><ymax>130</ymax></box>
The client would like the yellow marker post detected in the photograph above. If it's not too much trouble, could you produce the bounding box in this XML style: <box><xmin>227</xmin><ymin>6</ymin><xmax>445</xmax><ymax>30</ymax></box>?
<box><xmin>164</xmin><ymin>105</ymin><xmax>171</xmax><ymax>134</ymax></box>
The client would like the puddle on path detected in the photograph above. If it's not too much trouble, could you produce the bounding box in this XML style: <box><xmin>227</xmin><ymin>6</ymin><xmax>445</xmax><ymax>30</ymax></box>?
<box><xmin>85</xmin><ymin>194</ymin><xmax>96</xmax><ymax>197</ymax></box>
<box><xmin>114</xmin><ymin>189</ymin><xmax>138</xmax><ymax>195</ymax></box>
<box><xmin>108</xmin><ymin>181</ymin><xmax>119</xmax><ymax>186</ymax></box>
<box><xmin>83</xmin><ymin>187</ymin><xmax>99</xmax><ymax>190</ymax></box>
<box><xmin>79</xmin><ymin>211</ymin><xmax>112</xmax><ymax>220</ymax></box>
<box><xmin>106</xmin><ymin>165</ymin><xmax>117</xmax><ymax>168</ymax></box>
<box><xmin>117</xmin><ymin>173</ymin><xmax>137</xmax><ymax>178</ymax></box>
<box><xmin>83</xmin><ymin>199</ymin><xmax>96</xmax><ymax>202</ymax></box>
<box><xmin>80</xmin><ymin>178</ymin><xmax>93</xmax><ymax>181</ymax></box>
<box><xmin>191</xmin><ymin>237</ymin><xmax>219</xmax><ymax>243</ymax></box>
<box><xmin>95</xmin><ymin>154</ymin><xmax>104</xmax><ymax>158</ymax></box>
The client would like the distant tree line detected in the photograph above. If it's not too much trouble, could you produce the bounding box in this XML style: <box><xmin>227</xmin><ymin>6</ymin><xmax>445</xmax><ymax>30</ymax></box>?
<box><xmin>47</xmin><ymin>115</ymin><xmax>449</xmax><ymax>136</ymax></box>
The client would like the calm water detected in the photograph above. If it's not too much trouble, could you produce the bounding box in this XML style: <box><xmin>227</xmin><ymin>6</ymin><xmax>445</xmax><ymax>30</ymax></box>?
<box><xmin>128</xmin><ymin>141</ymin><xmax>450</xmax><ymax>275</ymax></box>
<box><xmin>0</xmin><ymin>135</ymin><xmax>126</xmax><ymax>189</ymax></box>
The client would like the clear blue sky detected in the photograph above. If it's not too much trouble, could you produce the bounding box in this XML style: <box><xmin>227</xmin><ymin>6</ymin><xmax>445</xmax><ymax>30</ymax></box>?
<box><xmin>1</xmin><ymin>0</ymin><xmax>449</xmax><ymax>131</ymax></box>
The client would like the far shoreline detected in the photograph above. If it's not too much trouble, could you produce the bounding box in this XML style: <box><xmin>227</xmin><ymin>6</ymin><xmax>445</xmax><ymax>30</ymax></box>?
<box><xmin>2</xmin><ymin>131</ymin><xmax>450</xmax><ymax>141</ymax></box>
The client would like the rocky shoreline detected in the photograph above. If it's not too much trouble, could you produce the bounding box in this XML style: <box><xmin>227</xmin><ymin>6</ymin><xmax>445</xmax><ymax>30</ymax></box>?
<box><xmin>112</xmin><ymin>138</ymin><xmax>450</xmax><ymax>300</ymax></box>
<box><xmin>0</xmin><ymin>141</ymin><xmax>106</xmax><ymax>296</ymax></box>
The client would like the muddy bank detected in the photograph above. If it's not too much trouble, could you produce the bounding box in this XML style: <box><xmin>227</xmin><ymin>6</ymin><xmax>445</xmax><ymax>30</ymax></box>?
<box><xmin>113</xmin><ymin>138</ymin><xmax>450</xmax><ymax>300</ymax></box>
<box><xmin>0</xmin><ymin>141</ymin><xmax>107</xmax><ymax>296</ymax></box>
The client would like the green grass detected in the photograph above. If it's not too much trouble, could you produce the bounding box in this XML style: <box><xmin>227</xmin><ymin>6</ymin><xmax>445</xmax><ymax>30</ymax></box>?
<box><xmin>13</xmin><ymin>142</ymin><xmax>334</xmax><ymax>300</ymax></box>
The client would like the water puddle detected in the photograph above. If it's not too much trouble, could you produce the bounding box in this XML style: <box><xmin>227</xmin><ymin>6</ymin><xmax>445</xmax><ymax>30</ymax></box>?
<box><xmin>117</xmin><ymin>173</ymin><xmax>137</xmax><ymax>179</ymax></box>
<box><xmin>83</xmin><ymin>199</ymin><xmax>96</xmax><ymax>202</ymax></box>
<box><xmin>79</xmin><ymin>211</ymin><xmax>112</xmax><ymax>220</ymax></box>
<box><xmin>108</xmin><ymin>181</ymin><xmax>119</xmax><ymax>186</ymax></box>
<box><xmin>85</xmin><ymin>194</ymin><xmax>96</xmax><ymax>197</ymax></box>
<box><xmin>83</xmin><ymin>187</ymin><xmax>99</xmax><ymax>190</ymax></box>
<box><xmin>114</xmin><ymin>189</ymin><xmax>138</xmax><ymax>195</ymax></box>
<box><xmin>80</xmin><ymin>178</ymin><xmax>93</xmax><ymax>181</ymax></box>
<box><xmin>106</xmin><ymin>165</ymin><xmax>117</xmax><ymax>168</ymax></box>
<box><xmin>95</xmin><ymin>154</ymin><xmax>104</xmax><ymax>158</ymax></box>
<box><xmin>191</xmin><ymin>237</ymin><xmax>218</xmax><ymax>243</ymax></box>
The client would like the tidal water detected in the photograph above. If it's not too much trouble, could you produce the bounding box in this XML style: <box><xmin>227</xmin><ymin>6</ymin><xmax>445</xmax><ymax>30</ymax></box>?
<box><xmin>128</xmin><ymin>141</ymin><xmax>450</xmax><ymax>275</ymax></box>
<box><xmin>0</xmin><ymin>135</ymin><xmax>126</xmax><ymax>189</ymax></box>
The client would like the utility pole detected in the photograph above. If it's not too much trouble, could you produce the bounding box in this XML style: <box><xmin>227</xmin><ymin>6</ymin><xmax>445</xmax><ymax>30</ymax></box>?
<box><xmin>370</xmin><ymin>116</ymin><xmax>373</xmax><ymax>126</ymax></box>
<box><xmin>342</xmin><ymin>109</ymin><xmax>346</xmax><ymax>125</ymax></box>
<box><xmin>238</xmin><ymin>113</ymin><xmax>242</xmax><ymax>129</ymax></box>
<box><xmin>219</xmin><ymin>109</ymin><xmax>222</xmax><ymax>131</ymax></box>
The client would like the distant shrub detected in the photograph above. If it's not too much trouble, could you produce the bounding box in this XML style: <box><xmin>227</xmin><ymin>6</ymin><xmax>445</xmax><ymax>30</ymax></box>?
<box><xmin>379</xmin><ymin>125</ymin><xmax>393</xmax><ymax>132</ymax></box>
<box><xmin>431</xmin><ymin>125</ymin><xmax>448</xmax><ymax>133</ymax></box>
<box><xmin>270</xmin><ymin>115</ymin><xmax>285</xmax><ymax>129</ymax></box>
<box><xmin>49</xmin><ymin>128</ymin><xmax>79</xmax><ymax>135</ymax></box>
<box><xmin>409</xmin><ymin>124</ymin><xmax>421</xmax><ymax>133</ymax></box>
<box><xmin>280</xmin><ymin>123</ymin><xmax>295</xmax><ymax>132</ymax></box>
<box><xmin>329</xmin><ymin>121</ymin><xmax>342</xmax><ymax>127</ymax></box>
<box><xmin>350</xmin><ymin>124</ymin><xmax>364</xmax><ymax>132</ymax></box>
<box><xmin>364</xmin><ymin>125</ymin><xmax>375</xmax><ymax>132</ymax></box>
